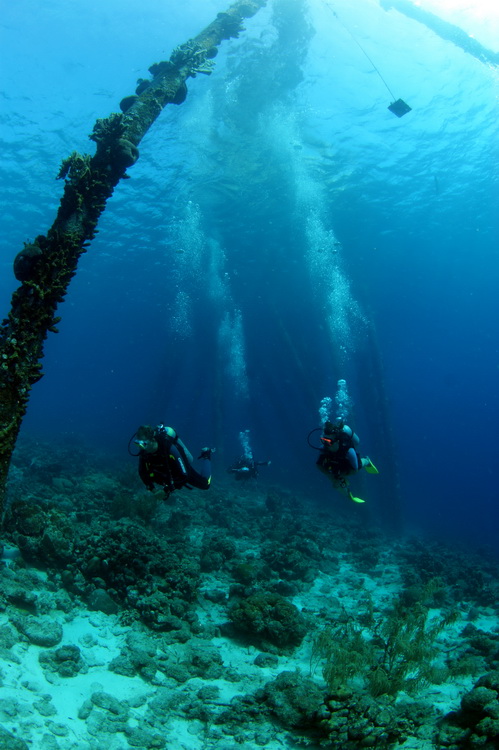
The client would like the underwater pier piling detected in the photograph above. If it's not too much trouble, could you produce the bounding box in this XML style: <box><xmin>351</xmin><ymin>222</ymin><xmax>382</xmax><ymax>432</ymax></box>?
<box><xmin>0</xmin><ymin>0</ymin><xmax>268</xmax><ymax>519</ymax></box>
<box><xmin>380</xmin><ymin>0</ymin><xmax>499</xmax><ymax>67</ymax></box>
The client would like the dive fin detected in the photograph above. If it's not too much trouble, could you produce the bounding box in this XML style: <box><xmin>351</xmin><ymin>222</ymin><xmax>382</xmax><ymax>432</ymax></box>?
<box><xmin>365</xmin><ymin>458</ymin><xmax>379</xmax><ymax>474</ymax></box>
<box><xmin>349</xmin><ymin>491</ymin><xmax>366</xmax><ymax>504</ymax></box>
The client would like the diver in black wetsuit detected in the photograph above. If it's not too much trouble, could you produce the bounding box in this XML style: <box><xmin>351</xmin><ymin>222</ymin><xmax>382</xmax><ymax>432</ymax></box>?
<box><xmin>133</xmin><ymin>424</ymin><xmax>213</xmax><ymax>497</ymax></box>
<box><xmin>227</xmin><ymin>456</ymin><xmax>271</xmax><ymax>481</ymax></box>
<box><xmin>315</xmin><ymin>420</ymin><xmax>378</xmax><ymax>504</ymax></box>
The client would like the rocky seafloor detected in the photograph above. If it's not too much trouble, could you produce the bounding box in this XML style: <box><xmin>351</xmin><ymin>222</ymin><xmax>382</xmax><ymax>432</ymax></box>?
<box><xmin>1</xmin><ymin>437</ymin><xmax>499</xmax><ymax>750</ymax></box>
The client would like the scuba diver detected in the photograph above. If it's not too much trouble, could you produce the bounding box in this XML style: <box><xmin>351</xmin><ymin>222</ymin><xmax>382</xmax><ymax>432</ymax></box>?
<box><xmin>311</xmin><ymin>419</ymin><xmax>378</xmax><ymax>503</ymax></box>
<box><xmin>226</xmin><ymin>428</ymin><xmax>271</xmax><ymax>481</ymax></box>
<box><xmin>131</xmin><ymin>424</ymin><xmax>213</xmax><ymax>498</ymax></box>
<box><xmin>227</xmin><ymin>456</ymin><xmax>271</xmax><ymax>481</ymax></box>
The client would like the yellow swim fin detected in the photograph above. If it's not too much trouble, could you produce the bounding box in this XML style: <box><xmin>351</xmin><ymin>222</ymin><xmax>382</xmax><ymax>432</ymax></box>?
<box><xmin>365</xmin><ymin>458</ymin><xmax>379</xmax><ymax>474</ymax></box>
<box><xmin>348</xmin><ymin>491</ymin><xmax>366</xmax><ymax>504</ymax></box>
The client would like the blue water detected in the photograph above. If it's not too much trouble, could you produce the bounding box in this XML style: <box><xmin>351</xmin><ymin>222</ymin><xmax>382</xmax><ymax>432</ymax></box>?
<box><xmin>1</xmin><ymin>0</ymin><xmax>497</xmax><ymax>548</ymax></box>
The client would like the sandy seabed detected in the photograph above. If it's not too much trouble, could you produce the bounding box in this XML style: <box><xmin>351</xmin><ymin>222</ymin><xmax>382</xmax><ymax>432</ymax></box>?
<box><xmin>1</xmin><ymin>454</ymin><xmax>498</xmax><ymax>750</ymax></box>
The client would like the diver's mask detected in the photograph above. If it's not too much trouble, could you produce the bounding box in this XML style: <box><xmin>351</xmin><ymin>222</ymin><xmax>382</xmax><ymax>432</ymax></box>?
<box><xmin>134</xmin><ymin>438</ymin><xmax>158</xmax><ymax>454</ymax></box>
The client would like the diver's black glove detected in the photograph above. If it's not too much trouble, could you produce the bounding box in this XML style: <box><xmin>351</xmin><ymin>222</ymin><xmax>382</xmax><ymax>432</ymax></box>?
<box><xmin>198</xmin><ymin>447</ymin><xmax>215</xmax><ymax>460</ymax></box>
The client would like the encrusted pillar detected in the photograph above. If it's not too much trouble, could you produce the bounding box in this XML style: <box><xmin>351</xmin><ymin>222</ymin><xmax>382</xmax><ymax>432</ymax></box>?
<box><xmin>0</xmin><ymin>0</ymin><xmax>268</xmax><ymax>518</ymax></box>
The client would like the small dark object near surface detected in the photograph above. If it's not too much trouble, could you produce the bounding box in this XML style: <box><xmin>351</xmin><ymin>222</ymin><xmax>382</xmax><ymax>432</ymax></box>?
<box><xmin>388</xmin><ymin>98</ymin><xmax>412</xmax><ymax>117</ymax></box>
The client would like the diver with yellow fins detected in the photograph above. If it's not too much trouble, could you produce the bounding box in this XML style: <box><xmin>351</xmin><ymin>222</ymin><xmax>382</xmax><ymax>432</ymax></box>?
<box><xmin>309</xmin><ymin>415</ymin><xmax>378</xmax><ymax>504</ymax></box>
